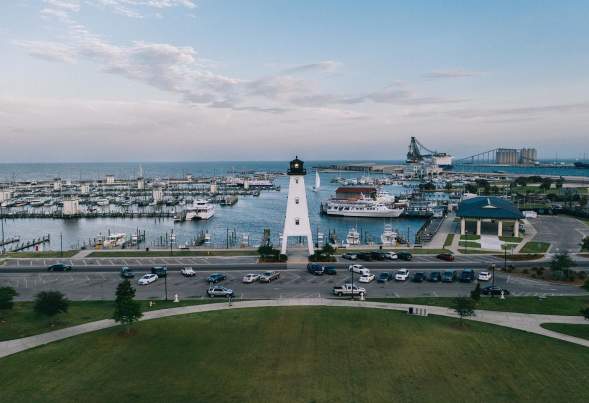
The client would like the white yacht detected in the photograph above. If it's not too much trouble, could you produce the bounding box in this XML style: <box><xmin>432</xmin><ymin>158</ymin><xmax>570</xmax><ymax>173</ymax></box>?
<box><xmin>313</xmin><ymin>171</ymin><xmax>320</xmax><ymax>192</ymax></box>
<box><xmin>346</xmin><ymin>227</ymin><xmax>361</xmax><ymax>246</ymax></box>
<box><xmin>381</xmin><ymin>224</ymin><xmax>397</xmax><ymax>246</ymax></box>
<box><xmin>96</xmin><ymin>198</ymin><xmax>109</xmax><ymax>206</ymax></box>
<box><xmin>186</xmin><ymin>199</ymin><xmax>215</xmax><ymax>220</ymax></box>
<box><xmin>322</xmin><ymin>198</ymin><xmax>404</xmax><ymax>218</ymax></box>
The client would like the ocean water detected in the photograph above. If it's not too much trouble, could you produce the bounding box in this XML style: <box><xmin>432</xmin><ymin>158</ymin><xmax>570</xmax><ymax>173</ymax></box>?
<box><xmin>1</xmin><ymin>160</ymin><xmax>587</xmax><ymax>251</ymax></box>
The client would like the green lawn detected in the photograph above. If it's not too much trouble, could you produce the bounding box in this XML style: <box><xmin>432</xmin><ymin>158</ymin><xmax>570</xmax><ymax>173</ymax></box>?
<box><xmin>0</xmin><ymin>300</ymin><xmax>214</xmax><ymax>341</ymax></box>
<box><xmin>499</xmin><ymin>236</ymin><xmax>523</xmax><ymax>243</ymax></box>
<box><xmin>458</xmin><ymin>241</ymin><xmax>481</xmax><ymax>248</ymax></box>
<box><xmin>6</xmin><ymin>250</ymin><xmax>78</xmax><ymax>258</ymax></box>
<box><xmin>443</xmin><ymin>233</ymin><xmax>454</xmax><ymax>247</ymax></box>
<box><xmin>341</xmin><ymin>248</ymin><xmax>451</xmax><ymax>255</ymax></box>
<box><xmin>460</xmin><ymin>234</ymin><xmax>480</xmax><ymax>241</ymax></box>
<box><xmin>542</xmin><ymin>323</ymin><xmax>589</xmax><ymax>341</ymax></box>
<box><xmin>2</xmin><ymin>307</ymin><xmax>589</xmax><ymax>403</ymax></box>
<box><xmin>370</xmin><ymin>295</ymin><xmax>589</xmax><ymax>315</ymax></box>
<box><xmin>520</xmin><ymin>241</ymin><xmax>551</xmax><ymax>253</ymax></box>
<box><xmin>87</xmin><ymin>249</ymin><xmax>259</xmax><ymax>257</ymax></box>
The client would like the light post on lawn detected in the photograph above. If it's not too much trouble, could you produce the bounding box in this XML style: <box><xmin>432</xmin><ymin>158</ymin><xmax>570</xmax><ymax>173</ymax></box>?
<box><xmin>351</xmin><ymin>267</ymin><xmax>354</xmax><ymax>301</ymax></box>
<box><xmin>164</xmin><ymin>270</ymin><xmax>168</xmax><ymax>301</ymax></box>
<box><xmin>491</xmin><ymin>263</ymin><xmax>496</xmax><ymax>298</ymax></box>
<box><xmin>464</xmin><ymin>229</ymin><xmax>468</xmax><ymax>256</ymax></box>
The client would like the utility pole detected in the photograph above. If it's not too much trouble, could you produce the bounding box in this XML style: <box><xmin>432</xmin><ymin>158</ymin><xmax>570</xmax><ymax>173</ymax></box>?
<box><xmin>60</xmin><ymin>232</ymin><xmax>63</xmax><ymax>258</ymax></box>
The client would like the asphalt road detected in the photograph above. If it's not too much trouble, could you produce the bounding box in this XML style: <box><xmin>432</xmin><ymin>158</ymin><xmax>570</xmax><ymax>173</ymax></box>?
<box><xmin>2</xmin><ymin>265</ymin><xmax>585</xmax><ymax>301</ymax></box>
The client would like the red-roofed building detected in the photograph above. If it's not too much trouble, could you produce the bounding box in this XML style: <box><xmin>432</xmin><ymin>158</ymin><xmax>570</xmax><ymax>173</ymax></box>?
<box><xmin>335</xmin><ymin>186</ymin><xmax>377</xmax><ymax>201</ymax></box>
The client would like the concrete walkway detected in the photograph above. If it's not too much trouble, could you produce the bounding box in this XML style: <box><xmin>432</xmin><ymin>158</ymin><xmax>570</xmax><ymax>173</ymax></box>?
<box><xmin>1</xmin><ymin>299</ymin><xmax>588</xmax><ymax>359</ymax></box>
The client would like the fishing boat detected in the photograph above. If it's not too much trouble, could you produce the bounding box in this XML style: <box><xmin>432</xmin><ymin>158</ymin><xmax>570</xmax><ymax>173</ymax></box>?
<box><xmin>381</xmin><ymin>224</ymin><xmax>397</xmax><ymax>246</ymax></box>
<box><xmin>345</xmin><ymin>227</ymin><xmax>361</xmax><ymax>246</ymax></box>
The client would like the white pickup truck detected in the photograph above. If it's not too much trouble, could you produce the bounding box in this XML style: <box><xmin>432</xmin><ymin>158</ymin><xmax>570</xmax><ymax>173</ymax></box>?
<box><xmin>332</xmin><ymin>283</ymin><xmax>367</xmax><ymax>297</ymax></box>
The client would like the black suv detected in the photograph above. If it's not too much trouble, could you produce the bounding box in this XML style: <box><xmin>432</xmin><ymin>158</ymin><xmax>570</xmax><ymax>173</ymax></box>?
<box><xmin>307</xmin><ymin>264</ymin><xmax>324</xmax><ymax>275</ymax></box>
<box><xmin>396</xmin><ymin>251</ymin><xmax>413</xmax><ymax>261</ymax></box>
<box><xmin>460</xmin><ymin>269</ymin><xmax>475</xmax><ymax>283</ymax></box>
<box><xmin>47</xmin><ymin>263</ymin><xmax>72</xmax><ymax>272</ymax></box>
<box><xmin>151</xmin><ymin>266</ymin><xmax>168</xmax><ymax>277</ymax></box>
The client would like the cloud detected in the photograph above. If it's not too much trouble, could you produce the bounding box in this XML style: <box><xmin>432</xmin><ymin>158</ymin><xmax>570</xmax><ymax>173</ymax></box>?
<box><xmin>14</xmin><ymin>40</ymin><xmax>76</xmax><ymax>63</ymax></box>
<box><xmin>423</xmin><ymin>69</ymin><xmax>484</xmax><ymax>79</ymax></box>
<box><xmin>448</xmin><ymin>102</ymin><xmax>589</xmax><ymax>120</ymax></box>
<box><xmin>91</xmin><ymin>0</ymin><xmax>196</xmax><ymax>18</ymax></box>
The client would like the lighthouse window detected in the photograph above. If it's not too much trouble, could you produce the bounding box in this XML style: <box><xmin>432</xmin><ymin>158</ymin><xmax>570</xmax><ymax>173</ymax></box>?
<box><xmin>295</xmin><ymin>197</ymin><xmax>300</xmax><ymax>204</ymax></box>
<box><xmin>295</xmin><ymin>218</ymin><xmax>300</xmax><ymax>225</ymax></box>
<box><xmin>295</xmin><ymin>178</ymin><xmax>299</xmax><ymax>184</ymax></box>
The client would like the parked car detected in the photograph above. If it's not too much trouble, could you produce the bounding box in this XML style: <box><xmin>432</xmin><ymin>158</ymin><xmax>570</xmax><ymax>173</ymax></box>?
<box><xmin>323</xmin><ymin>265</ymin><xmax>337</xmax><ymax>275</ymax></box>
<box><xmin>138</xmin><ymin>273</ymin><xmax>158</xmax><ymax>285</ymax></box>
<box><xmin>395</xmin><ymin>269</ymin><xmax>410</xmax><ymax>281</ymax></box>
<box><xmin>369</xmin><ymin>251</ymin><xmax>386</xmax><ymax>261</ymax></box>
<box><xmin>242</xmin><ymin>273</ymin><xmax>260</xmax><ymax>283</ymax></box>
<box><xmin>357</xmin><ymin>252</ymin><xmax>372</xmax><ymax>261</ymax></box>
<box><xmin>207</xmin><ymin>285</ymin><xmax>234</xmax><ymax>298</ymax></box>
<box><xmin>478</xmin><ymin>271</ymin><xmax>492</xmax><ymax>281</ymax></box>
<box><xmin>349</xmin><ymin>265</ymin><xmax>370</xmax><ymax>276</ymax></box>
<box><xmin>377</xmin><ymin>272</ymin><xmax>394</xmax><ymax>283</ymax></box>
<box><xmin>207</xmin><ymin>273</ymin><xmax>226</xmax><ymax>283</ymax></box>
<box><xmin>412</xmin><ymin>272</ymin><xmax>426</xmax><ymax>283</ymax></box>
<box><xmin>460</xmin><ymin>269</ymin><xmax>475</xmax><ymax>283</ymax></box>
<box><xmin>260</xmin><ymin>271</ymin><xmax>280</xmax><ymax>283</ymax></box>
<box><xmin>358</xmin><ymin>273</ymin><xmax>375</xmax><ymax>283</ymax></box>
<box><xmin>436</xmin><ymin>253</ymin><xmax>455</xmax><ymax>262</ymax></box>
<box><xmin>428</xmin><ymin>271</ymin><xmax>442</xmax><ymax>282</ymax></box>
<box><xmin>342</xmin><ymin>253</ymin><xmax>358</xmax><ymax>260</ymax></box>
<box><xmin>307</xmin><ymin>263</ymin><xmax>324</xmax><ymax>275</ymax></box>
<box><xmin>47</xmin><ymin>263</ymin><xmax>72</xmax><ymax>272</ymax></box>
<box><xmin>482</xmin><ymin>286</ymin><xmax>510</xmax><ymax>296</ymax></box>
<box><xmin>442</xmin><ymin>270</ymin><xmax>456</xmax><ymax>283</ymax></box>
<box><xmin>151</xmin><ymin>266</ymin><xmax>167</xmax><ymax>277</ymax></box>
<box><xmin>384</xmin><ymin>252</ymin><xmax>398</xmax><ymax>260</ymax></box>
<box><xmin>120</xmin><ymin>266</ymin><xmax>134</xmax><ymax>278</ymax></box>
<box><xmin>181</xmin><ymin>267</ymin><xmax>196</xmax><ymax>277</ymax></box>
<box><xmin>333</xmin><ymin>283</ymin><xmax>366</xmax><ymax>297</ymax></box>
<box><xmin>396</xmin><ymin>251</ymin><xmax>413</xmax><ymax>261</ymax></box>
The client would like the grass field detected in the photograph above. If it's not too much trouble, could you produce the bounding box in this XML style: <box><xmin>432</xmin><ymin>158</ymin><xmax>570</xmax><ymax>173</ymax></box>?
<box><xmin>460</xmin><ymin>234</ymin><xmax>480</xmax><ymax>241</ymax></box>
<box><xmin>370</xmin><ymin>295</ymin><xmax>589</xmax><ymax>315</ymax></box>
<box><xmin>458</xmin><ymin>241</ymin><xmax>481</xmax><ymax>248</ymax></box>
<box><xmin>499</xmin><ymin>236</ymin><xmax>524</xmax><ymax>243</ymax></box>
<box><xmin>87</xmin><ymin>249</ymin><xmax>259</xmax><ymax>257</ymax></box>
<box><xmin>2</xmin><ymin>307</ymin><xmax>589</xmax><ymax>403</ymax></box>
<box><xmin>342</xmin><ymin>248</ymin><xmax>451</xmax><ymax>255</ymax></box>
<box><xmin>0</xmin><ymin>300</ymin><xmax>213</xmax><ymax>341</ymax></box>
<box><xmin>520</xmin><ymin>241</ymin><xmax>551</xmax><ymax>253</ymax></box>
<box><xmin>6</xmin><ymin>250</ymin><xmax>78</xmax><ymax>258</ymax></box>
<box><xmin>443</xmin><ymin>233</ymin><xmax>454</xmax><ymax>247</ymax></box>
<box><xmin>542</xmin><ymin>323</ymin><xmax>589</xmax><ymax>340</ymax></box>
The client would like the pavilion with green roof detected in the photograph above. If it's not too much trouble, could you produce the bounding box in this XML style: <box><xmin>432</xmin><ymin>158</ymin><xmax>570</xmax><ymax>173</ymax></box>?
<box><xmin>456</xmin><ymin>196</ymin><xmax>524</xmax><ymax>237</ymax></box>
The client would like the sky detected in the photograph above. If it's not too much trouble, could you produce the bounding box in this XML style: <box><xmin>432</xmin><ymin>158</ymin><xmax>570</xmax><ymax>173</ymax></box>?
<box><xmin>1</xmin><ymin>0</ymin><xmax>588</xmax><ymax>162</ymax></box>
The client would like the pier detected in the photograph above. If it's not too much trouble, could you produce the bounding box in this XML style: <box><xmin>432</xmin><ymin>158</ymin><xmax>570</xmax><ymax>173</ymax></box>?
<box><xmin>9</xmin><ymin>234</ymin><xmax>50</xmax><ymax>252</ymax></box>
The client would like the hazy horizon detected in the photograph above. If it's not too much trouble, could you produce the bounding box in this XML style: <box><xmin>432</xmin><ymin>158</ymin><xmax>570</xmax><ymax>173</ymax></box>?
<box><xmin>1</xmin><ymin>1</ymin><xmax>588</xmax><ymax>162</ymax></box>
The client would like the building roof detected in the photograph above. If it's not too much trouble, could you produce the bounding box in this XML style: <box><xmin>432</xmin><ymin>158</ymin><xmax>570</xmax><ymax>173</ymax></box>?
<box><xmin>335</xmin><ymin>187</ymin><xmax>377</xmax><ymax>194</ymax></box>
<box><xmin>456</xmin><ymin>196</ymin><xmax>524</xmax><ymax>220</ymax></box>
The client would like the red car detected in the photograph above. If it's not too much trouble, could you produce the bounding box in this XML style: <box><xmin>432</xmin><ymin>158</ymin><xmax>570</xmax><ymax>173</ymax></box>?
<box><xmin>436</xmin><ymin>253</ymin><xmax>455</xmax><ymax>261</ymax></box>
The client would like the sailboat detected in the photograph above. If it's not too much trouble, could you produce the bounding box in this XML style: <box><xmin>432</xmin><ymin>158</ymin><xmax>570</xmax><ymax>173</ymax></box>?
<box><xmin>313</xmin><ymin>170</ymin><xmax>320</xmax><ymax>192</ymax></box>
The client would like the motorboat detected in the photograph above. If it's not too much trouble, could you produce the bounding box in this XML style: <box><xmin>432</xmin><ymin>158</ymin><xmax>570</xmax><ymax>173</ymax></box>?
<box><xmin>321</xmin><ymin>198</ymin><xmax>404</xmax><ymax>218</ymax></box>
<box><xmin>381</xmin><ymin>224</ymin><xmax>397</xmax><ymax>246</ymax></box>
<box><xmin>185</xmin><ymin>199</ymin><xmax>215</xmax><ymax>220</ymax></box>
<box><xmin>346</xmin><ymin>227</ymin><xmax>361</xmax><ymax>246</ymax></box>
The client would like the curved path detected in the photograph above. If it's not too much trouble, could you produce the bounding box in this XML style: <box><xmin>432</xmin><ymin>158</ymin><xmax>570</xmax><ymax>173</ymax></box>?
<box><xmin>1</xmin><ymin>298</ymin><xmax>588</xmax><ymax>359</ymax></box>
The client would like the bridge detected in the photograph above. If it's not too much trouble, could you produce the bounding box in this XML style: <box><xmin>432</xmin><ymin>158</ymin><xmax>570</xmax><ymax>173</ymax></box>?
<box><xmin>454</xmin><ymin>148</ymin><xmax>538</xmax><ymax>165</ymax></box>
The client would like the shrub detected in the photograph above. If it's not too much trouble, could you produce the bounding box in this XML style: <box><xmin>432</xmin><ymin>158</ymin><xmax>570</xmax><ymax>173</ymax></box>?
<box><xmin>34</xmin><ymin>291</ymin><xmax>69</xmax><ymax>318</ymax></box>
<box><xmin>577</xmin><ymin>271</ymin><xmax>587</xmax><ymax>279</ymax></box>
<box><xmin>583</xmin><ymin>278</ymin><xmax>589</xmax><ymax>291</ymax></box>
<box><xmin>0</xmin><ymin>286</ymin><xmax>18</xmax><ymax>311</ymax></box>
<box><xmin>470</xmin><ymin>283</ymin><xmax>481</xmax><ymax>302</ymax></box>
<box><xmin>522</xmin><ymin>268</ymin><xmax>529</xmax><ymax>275</ymax></box>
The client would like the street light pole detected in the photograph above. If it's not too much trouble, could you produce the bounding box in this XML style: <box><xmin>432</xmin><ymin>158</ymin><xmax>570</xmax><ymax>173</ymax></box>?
<box><xmin>60</xmin><ymin>232</ymin><xmax>63</xmax><ymax>258</ymax></box>
<box><xmin>351</xmin><ymin>268</ymin><xmax>354</xmax><ymax>301</ymax></box>
<box><xmin>169</xmin><ymin>229</ymin><xmax>173</xmax><ymax>256</ymax></box>
<box><xmin>164</xmin><ymin>274</ymin><xmax>168</xmax><ymax>301</ymax></box>
<box><xmin>1</xmin><ymin>206</ymin><xmax>5</xmax><ymax>255</ymax></box>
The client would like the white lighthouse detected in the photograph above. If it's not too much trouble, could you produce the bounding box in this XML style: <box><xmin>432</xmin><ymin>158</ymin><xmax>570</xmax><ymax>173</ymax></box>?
<box><xmin>281</xmin><ymin>156</ymin><xmax>314</xmax><ymax>256</ymax></box>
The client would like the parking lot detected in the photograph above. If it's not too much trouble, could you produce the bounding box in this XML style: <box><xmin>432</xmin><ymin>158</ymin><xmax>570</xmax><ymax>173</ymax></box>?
<box><xmin>531</xmin><ymin>215</ymin><xmax>589</xmax><ymax>252</ymax></box>
<box><xmin>1</xmin><ymin>265</ymin><xmax>584</xmax><ymax>301</ymax></box>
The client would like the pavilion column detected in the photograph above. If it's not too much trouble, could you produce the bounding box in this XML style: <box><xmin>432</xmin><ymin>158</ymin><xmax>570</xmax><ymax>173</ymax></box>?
<box><xmin>497</xmin><ymin>220</ymin><xmax>503</xmax><ymax>237</ymax></box>
<box><xmin>460</xmin><ymin>218</ymin><xmax>466</xmax><ymax>235</ymax></box>
<box><xmin>514</xmin><ymin>220</ymin><xmax>519</xmax><ymax>237</ymax></box>
<box><xmin>476</xmin><ymin>219</ymin><xmax>481</xmax><ymax>236</ymax></box>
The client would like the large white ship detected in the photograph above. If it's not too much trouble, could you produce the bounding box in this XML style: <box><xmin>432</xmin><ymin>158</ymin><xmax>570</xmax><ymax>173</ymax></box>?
<box><xmin>185</xmin><ymin>199</ymin><xmax>215</xmax><ymax>220</ymax></box>
<box><xmin>321</xmin><ymin>198</ymin><xmax>404</xmax><ymax>218</ymax></box>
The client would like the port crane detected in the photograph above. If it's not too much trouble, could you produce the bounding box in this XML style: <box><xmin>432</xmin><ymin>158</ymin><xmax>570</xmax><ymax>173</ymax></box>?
<box><xmin>406</xmin><ymin>136</ymin><xmax>449</xmax><ymax>163</ymax></box>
